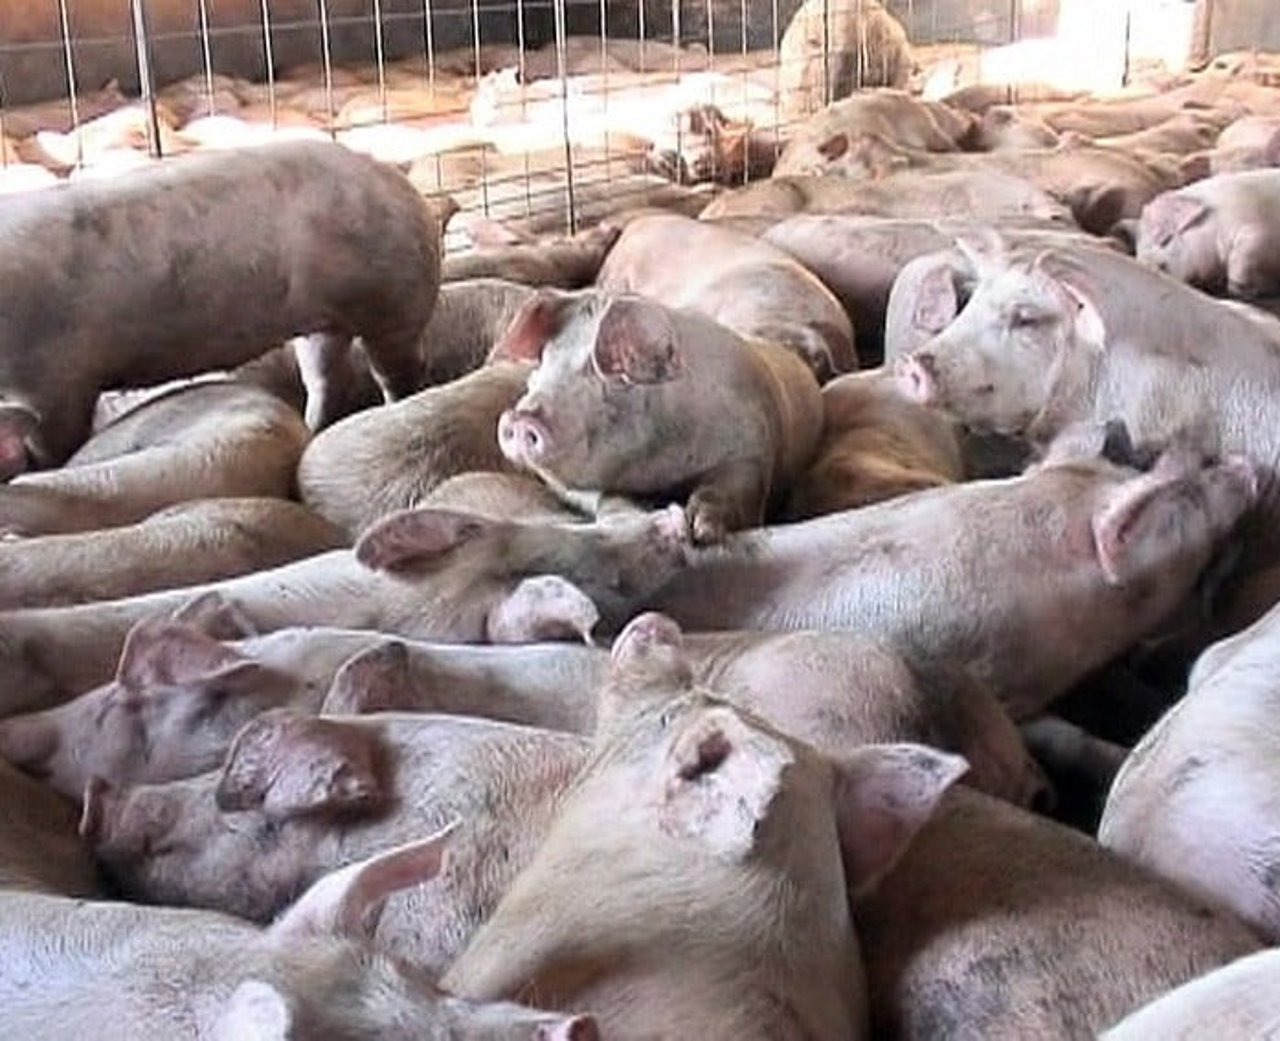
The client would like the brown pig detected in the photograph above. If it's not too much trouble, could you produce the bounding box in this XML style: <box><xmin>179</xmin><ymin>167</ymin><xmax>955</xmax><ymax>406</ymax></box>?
<box><xmin>491</xmin><ymin>288</ymin><xmax>823</xmax><ymax>542</ymax></box>
<box><xmin>419</xmin><ymin>282</ymin><xmax>538</xmax><ymax>386</ymax></box>
<box><xmin>2</xmin><ymin>828</ymin><xmax>598</xmax><ymax>1040</ymax></box>
<box><xmin>441</xmin><ymin>224</ymin><xmax>621</xmax><ymax>289</ymax></box>
<box><xmin>0</xmin><ymin>139</ymin><xmax>439</xmax><ymax>474</ymax></box>
<box><xmin>0</xmin><ymin>757</ymin><xmax>100</xmax><ymax>896</ymax></box>
<box><xmin>0</xmin><ymin>498</ymin><xmax>345</xmax><ymax>610</ymax></box>
<box><xmin>0</xmin><ymin>378</ymin><xmax>309</xmax><ymax>537</ymax></box>
<box><xmin>298</xmin><ymin>362</ymin><xmax>529</xmax><ymax>539</ymax></box>
<box><xmin>0</xmin><ymin>504</ymin><xmax>690</xmax><ymax>715</ymax></box>
<box><xmin>596</xmin><ymin>212</ymin><xmax>858</xmax><ymax>379</ymax></box>
<box><xmin>784</xmin><ymin>368</ymin><xmax>964</xmax><ymax>519</ymax></box>
<box><xmin>854</xmin><ymin>787</ymin><xmax>1262</xmax><ymax>1040</ymax></box>
<box><xmin>444</xmin><ymin>613</ymin><xmax>967</xmax><ymax>1039</ymax></box>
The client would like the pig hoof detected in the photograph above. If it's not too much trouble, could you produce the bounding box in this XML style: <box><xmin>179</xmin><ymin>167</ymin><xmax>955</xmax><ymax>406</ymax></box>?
<box><xmin>688</xmin><ymin>504</ymin><xmax>728</xmax><ymax>546</ymax></box>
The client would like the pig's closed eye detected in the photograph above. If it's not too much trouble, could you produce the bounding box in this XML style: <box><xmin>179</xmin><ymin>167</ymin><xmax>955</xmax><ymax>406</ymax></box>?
<box><xmin>1010</xmin><ymin>308</ymin><xmax>1046</xmax><ymax>330</ymax></box>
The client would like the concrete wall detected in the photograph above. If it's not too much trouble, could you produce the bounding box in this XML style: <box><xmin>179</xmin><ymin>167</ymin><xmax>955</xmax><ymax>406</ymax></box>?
<box><xmin>1201</xmin><ymin>0</ymin><xmax>1280</xmax><ymax>55</ymax></box>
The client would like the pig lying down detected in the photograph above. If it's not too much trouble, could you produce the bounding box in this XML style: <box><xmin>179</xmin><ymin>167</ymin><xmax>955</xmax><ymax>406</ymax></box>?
<box><xmin>0</xmin><ymin>139</ymin><xmax>440</xmax><ymax>474</ymax></box>
<box><xmin>0</xmin><ymin>826</ymin><xmax>597</xmax><ymax>1040</ymax></box>
<box><xmin>491</xmin><ymin>288</ymin><xmax>822</xmax><ymax>542</ymax></box>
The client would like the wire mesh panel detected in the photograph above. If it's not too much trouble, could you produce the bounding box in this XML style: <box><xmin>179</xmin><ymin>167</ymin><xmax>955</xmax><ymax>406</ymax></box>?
<box><xmin>0</xmin><ymin>1</ymin><xmax>1161</xmax><ymax>243</ymax></box>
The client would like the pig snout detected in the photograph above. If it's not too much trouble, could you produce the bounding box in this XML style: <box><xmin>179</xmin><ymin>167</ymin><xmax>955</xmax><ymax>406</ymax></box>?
<box><xmin>498</xmin><ymin>408</ymin><xmax>554</xmax><ymax>467</ymax></box>
<box><xmin>898</xmin><ymin>353</ymin><xmax>940</xmax><ymax>406</ymax></box>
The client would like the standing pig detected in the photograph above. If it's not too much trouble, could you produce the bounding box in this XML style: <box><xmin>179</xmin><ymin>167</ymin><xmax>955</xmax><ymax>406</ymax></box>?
<box><xmin>1</xmin><ymin>829</ymin><xmax>598</xmax><ymax>1040</ymax></box>
<box><xmin>596</xmin><ymin>213</ymin><xmax>858</xmax><ymax>379</ymax></box>
<box><xmin>1099</xmin><ymin>598</ymin><xmax>1280</xmax><ymax>942</ymax></box>
<box><xmin>784</xmin><ymin>368</ymin><xmax>964</xmax><ymax>519</ymax></box>
<box><xmin>84</xmin><ymin>712</ymin><xmax>591</xmax><ymax>977</ymax></box>
<box><xmin>298</xmin><ymin>362</ymin><xmax>530</xmax><ymax>539</ymax></box>
<box><xmin>640</xmin><ymin>451</ymin><xmax>1257</xmax><ymax>718</ymax></box>
<box><xmin>0</xmin><ymin>504</ymin><xmax>690</xmax><ymax>715</ymax></box>
<box><xmin>855</xmin><ymin>787</ymin><xmax>1262</xmax><ymax>1040</ymax></box>
<box><xmin>1136</xmin><ymin>170</ymin><xmax>1280</xmax><ymax>298</ymax></box>
<box><xmin>491</xmin><ymin>288</ymin><xmax>823</xmax><ymax>542</ymax></box>
<box><xmin>444</xmin><ymin>613</ymin><xmax>967</xmax><ymax>1040</ymax></box>
<box><xmin>0</xmin><ymin>139</ymin><xmax>440</xmax><ymax>474</ymax></box>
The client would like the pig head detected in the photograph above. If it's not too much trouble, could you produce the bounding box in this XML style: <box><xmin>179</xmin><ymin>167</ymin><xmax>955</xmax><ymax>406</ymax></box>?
<box><xmin>444</xmin><ymin>613</ymin><xmax>967</xmax><ymax>1040</ymax></box>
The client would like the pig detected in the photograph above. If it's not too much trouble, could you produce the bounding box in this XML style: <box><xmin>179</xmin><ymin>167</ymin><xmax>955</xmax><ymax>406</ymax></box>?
<box><xmin>1216</xmin><ymin>114</ymin><xmax>1280</xmax><ymax>152</ymax></box>
<box><xmin>0</xmin><ymin>498</ymin><xmax>345</xmax><ymax>610</ymax></box>
<box><xmin>638</xmin><ymin>451</ymin><xmax>1257</xmax><ymax>718</ymax></box>
<box><xmin>5</xmin><ymin>619</ymin><xmax>1043</xmax><ymax>810</ymax></box>
<box><xmin>1095</xmin><ymin>111</ymin><xmax>1225</xmax><ymax>156</ymax></box>
<box><xmin>0</xmin><ymin>140</ymin><xmax>440</xmax><ymax>475</ymax></box>
<box><xmin>419</xmin><ymin>472</ymin><xmax>584</xmax><ymax>523</ymax></box>
<box><xmin>85</xmin><ymin>711</ymin><xmax>590</xmax><ymax>976</ymax></box>
<box><xmin>778</xmin><ymin>3</ymin><xmax>914</xmax><ymax>117</ymax></box>
<box><xmin>440</xmin><ymin>224</ymin><xmax>621</xmax><ymax>289</ymax></box>
<box><xmin>0</xmin><ymin>378</ymin><xmax>309</xmax><ymax>537</ymax></box>
<box><xmin>596</xmin><ymin>213</ymin><xmax>857</xmax><ymax>378</ymax></box>
<box><xmin>784</xmin><ymin>368</ymin><xmax>964</xmax><ymax>518</ymax></box>
<box><xmin>970</xmin><ymin>105</ymin><xmax>1061</xmax><ymax>151</ymax></box>
<box><xmin>418</xmin><ymin>282</ymin><xmax>538</xmax><ymax>386</ymax></box>
<box><xmin>799</xmin><ymin>131</ymin><xmax>1175</xmax><ymax>235</ymax></box>
<box><xmin>1136</xmin><ymin>170</ymin><xmax>1280</xmax><ymax>298</ymax></box>
<box><xmin>1099</xmin><ymin>598</ymin><xmax>1280</xmax><ymax>942</ymax></box>
<box><xmin>0</xmin><ymin>504</ymin><xmax>690</xmax><ymax>715</ymax></box>
<box><xmin>775</xmin><ymin>91</ymin><xmax>963</xmax><ymax>175</ymax></box>
<box><xmin>298</xmin><ymin>362</ymin><xmax>530</xmax><ymax>539</ymax></box>
<box><xmin>854</xmin><ymin>787</ymin><xmax>1262</xmax><ymax>1041</ymax></box>
<box><xmin>896</xmin><ymin>242</ymin><xmax>1280</xmax><ymax>483</ymax></box>
<box><xmin>1102</xmin><ymin>949</ymin><xmax>1280</xmax><ymax>1040</ymax></box>
<box><xmin>491</xmin><ymin>288</ymin><xmax>823</xmax><ymax>542</ymax></box>
<box><xmin>444</xmin><ymin>613</ymin><xmax>967</xmax><ymax>1040</ymax></box>
<box><xmin>0</xmin><ymin>758</ymin><xmax>100</xmax><ymax>896</ymax></box>
<box><xmin>699</xmin><ymin>169</ymin><xmax>1075</xmax><ymax>225</ymax></box>
<box><xmin>1</xmin><ymin>828</ymin><xmax>598</xmax><ymax>1040</ymax></box>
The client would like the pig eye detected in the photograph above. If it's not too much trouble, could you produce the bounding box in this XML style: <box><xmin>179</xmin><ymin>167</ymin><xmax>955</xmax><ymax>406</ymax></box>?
<box><xmin>1009</xmin><ymin>308</ymin><xmax>1046</xmax><ymax>330</ymax></box>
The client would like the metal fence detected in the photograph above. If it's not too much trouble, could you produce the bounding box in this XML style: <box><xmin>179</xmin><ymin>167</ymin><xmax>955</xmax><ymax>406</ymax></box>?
<box><xmin>0</xmin><ymin>0</ymin><xmax>1114</xmax><ymax>246</ymax></box>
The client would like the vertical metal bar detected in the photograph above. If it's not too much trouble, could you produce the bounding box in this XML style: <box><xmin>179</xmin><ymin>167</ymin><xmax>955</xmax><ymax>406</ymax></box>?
<box><xmin>54</xmin><ymin>0</ymin><xmax>83</xmax><ymax>169</ymax></box>
<box><xmin>259</xmin><ymin>0</ymin><xmax>278</xmax><ymax>128</ymax></box>
<box><xmin>0</xmin><ymin>75</ymin><xmax>9</xmax><ymax>169</ymax></box>
<box><xmin>421</xmin><ymin>0</ymin><xmax>437</xmax><ymax>92</ymax></box>
<box><xmin>672</xmin><ymin>0</ymin><xmax>683</xmax><ymax>180</ymax></box>
<box><xmin>197</xmin><ymin>0</ymin><xmax>216</xmax><ymax>118</ymax></box>
<box><xmin>517</xmin><ymin>0</ymin><xmax>533</xmax><ymax>221</ymax></box>
<box><xmin>129</xmin><ymin>0</ymin><xmax>164</xmax><ymax>158</ymax></box>
<box><xmin>705</xmin><ymin>0</ymin><xmax>717</xmax><ymax>184</ymax></box>
<box><xmin>739</xmin><ymin>0</ymin><xmax>749</xmax><ymax>185</ymax></box>
<box><xmin>373</xmin><ymin>0</ymin><xmax>389</xmax><ymax>123</ymax></box>
<box><xmin>1009</xmin><ymin>0</ymin><xmax>1019</xmax><ymax>44</ymax></box>
<box><xmin>1122</xmin><ymin>5</ymin><xmax>1133</xmax><ymax>87</ymax></box>
<box><xmin>638</xmin><ymin>0</ymin><xmax>647</xmax><ymax>72</ymax></box>
<box><xmin>553</xmin><ymin>0</ymin><xmax>578</xmax><ymax>234</ymax></box>
<box><xmin>471</xmin><ymin>0</ymin><xmax>490</xmax><ymax>217</ymax></box>
<box><xmin>821</xmin><ymin>0</ymin><xmax>830</xmax><ymax>107</ymax></box>
<box><xmin>600</xmin><ymin>0</ymin><xmax>612</xmax><ymax>197</ymax></box>
<box><xmin>317</xmin><ymin>0</ymin><xmax>337</xmax><ymax>138</ymax></box>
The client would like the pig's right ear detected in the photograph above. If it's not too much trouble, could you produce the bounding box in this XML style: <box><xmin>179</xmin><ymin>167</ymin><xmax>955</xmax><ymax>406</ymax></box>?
<box><xmin>0</xmin><ymin>402</ymin><xmax>38</xmax><ymax>480</ymax></box>
<box><xmin>488</xmin><ymin>289</ymin><xmax>575</xmax><ymax>363</ymax></box>
<box><xmin>169</xmin><ymin>590</ymin><xmax>259</xmax><ymax>641</ymax></box>
<box><xmin>216</xmin><ymin>711</ymin><xmax>385</xmax><ymax>819</ymax></box>
<box><xmin>1142</xmin><ymin>193</ymin><xmax>1208</xmax><ymax>243</ymax></box>
<box><xmin>833</xmin><ymin>744</ymin><xmax>968</xmax><ymax>898</ymax></box>
<box><xmin>114</xmin><ymin>620</ymin><xmax>261</xmax><ymax>693</ymax></box>
<box><xmin>268</xmin><ymin>820</ymin><xmax>458</xmax><ymax>942</ymax></box>
<box><xmin>592</xmin><ymin>297</ymin><xmax>684</xmax><ymax>385</ymax></box>
<box><xmin>354</xmin><ymin>508</ymin><xmax>496</xmax><ymax>574</ymax></box>
<box><xmin>321</xmin><ymin>640</ymin><xmax>413</xmax><ymax>715</ymax></box>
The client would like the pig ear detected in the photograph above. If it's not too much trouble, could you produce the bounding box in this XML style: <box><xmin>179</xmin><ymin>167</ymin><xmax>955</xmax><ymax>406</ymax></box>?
<box><xmin>213</xmin><ymin>980</ymin><xmax>293</xmax><ymax>1041</ymax></box>
<box><xmin>1143</xmin><ymin>193</ymin><xmax>1208</xmax><ymax>242</ymax></box>
<box><xmin>833</xmin><ymin>744</ymin><xmax>968</xmax><ymax>898</ymax></box>
<box><xmin>321</xmin><ymin>641</ymin><xmax>411</xmax><ymax>715</ymax></box>
<box><xmin>912</xmin><ymin>264</ymin><xmax>960</xmax><ymax>333</ymax></box>
<box><xmin>591</xmin><ymin>297</ymin><xmax>685</xmax><ymax>385</ymax></box>
<box><xmin>816</xmin><ymin>132</ymin><xmax>850</xmax><ymax>160</ymax></box>
<box><xmin>487</xmin><ymin>575</ymin><xmax>600</xmax><ymax>645</ymax></box>
<box><xmin>114</xmin><ymin>620</ymin><xmax>260</xmax><ymax>693</ymax></box>
<box><xmin>658</xmin><ymin>706</ymin><xmax>792</xmax><ymax>860</ymax></box>
<box><xmin>269</xmin><ymin>820</ymin><xmax>459</xmax><ymax>943</ymax></box>
<box><xmin>1033</xmin><ymin>254</ymin><xmax>1106</xmax><ymax>348</ymax></box>
<box><xmin>169</xmin><ymin>590</ymin><xmax>259</xmax><ymax>641</ymax></box>
<box><xmin>354</xmin><ymin>508</ymin><xmax>497</xmax><ymax>574</ymax></box>
<box><xmin>0</xmin><ymin>402</ymin><xmax>38</xmax><ymax>479</ymax></box>
<box><xmin>216</xmin><ymin>711</ymin><xmax>385</xmax><ymax>819</ymax></box>
<box><xmin>598</xmin><ymin>613</ymin><xmax>694</xmax><ymax>736</ymax></box>
<box><xmin>488</xmin><ymin>289</ymin><xmax>574</xmax><ymax>363</ymax></box>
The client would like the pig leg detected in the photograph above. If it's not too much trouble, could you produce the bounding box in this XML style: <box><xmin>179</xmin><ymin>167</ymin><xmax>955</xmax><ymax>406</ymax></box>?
<box><xmin>294</xmin><ymin>333</ymin><xmax>364</xmax><ymax>432</ymax></box>
<box><xmin>358</xmin><ymin>327</ymin><xmax>427</xmax><ymax>405</ymax></box>
<box><xmin>687</xmin><ymin>459</ymin><xmax>770</xmax><ymax>544</ymax></box>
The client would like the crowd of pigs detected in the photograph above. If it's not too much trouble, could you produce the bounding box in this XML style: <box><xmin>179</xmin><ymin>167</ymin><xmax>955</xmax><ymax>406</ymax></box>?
<box><xmin>11</xmin><ymin>16</ymin><xmax>1280</xmax><ymax>1040</ymax></box>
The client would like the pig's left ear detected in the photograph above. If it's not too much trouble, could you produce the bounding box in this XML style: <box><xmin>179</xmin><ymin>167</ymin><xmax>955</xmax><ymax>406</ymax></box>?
<box><xmin>169</xmin><ymin>590</ymin><xmax>259</xmax><ymax>641</ymax></box>
<box><xmin>321</xmin><ymin>640</ymin><xmax>412</xmax><ymax>715</ymax></box>
<box><xmin>833</xmin><ymin>744</ymin><xmax>968</xmax><ymax>898</ymax></box>
<box><xmin>213</xmin><ymin>980</ymin><xmax>293</xmax><ymax>1041</ymax></box>
<box><xmin>216</xmin><ymin>710</ymin><xmax>384</xmax><ymax>819</ymax></box>
<box><xmin>592</xmin><ymin>297</ymin><xmax>685</xmax><ymax>385</ymax></box>
<box><xmin>114</xmin><ymin>620</ymin><xmax>262</xmax><ymax>693</ymax></box>
<box><xmin>658</xmin><ymin>706</ymin><xmax>791</xmax><ymax>860</ymax></box>
<box><xmin>355</xmin><ymin>508</ymin><xmax>496</xmax><ymax>574</ymax></box>
<box><xmin>488</xmin><ymin>288</ymin><xmax>575</xmax><ymax>363</ymax></box>
<box><xmin>268</xmin><ymin>820</ymin><xmax>459</xmax><ymax>942</ymax></box>
<box><xmin>487</xmin><ymin>574</ymin><xmax>600</xmax><ymax>644</ymax></box>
